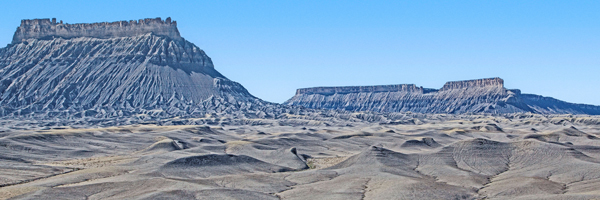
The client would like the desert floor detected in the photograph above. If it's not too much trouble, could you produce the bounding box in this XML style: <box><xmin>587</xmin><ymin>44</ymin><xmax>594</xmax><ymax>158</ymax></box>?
<box><xmin>1</xmin><ymin>115</ymin><xmax>600</xmax><ymax>199</ymax></box>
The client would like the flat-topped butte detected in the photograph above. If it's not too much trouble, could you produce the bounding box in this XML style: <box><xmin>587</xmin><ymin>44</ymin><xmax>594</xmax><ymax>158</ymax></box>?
<box><xmin>286</xmin><ymin>77</ymin><xmax>600</xmax><ymax>114</ymax></box>
<box><xmin>0</xmin><ymin>18</ymin><xmax>260</xmax><ymax>119</ymax></box>
<box><xmin>295</xmin><ymin>77</ymin><xmax>504</xmax><ymax>96</ymax></box>
<box><xmin>12</xmin><ymin>17</ymin><xmax>181</xmax><ymax>44</ymax></box>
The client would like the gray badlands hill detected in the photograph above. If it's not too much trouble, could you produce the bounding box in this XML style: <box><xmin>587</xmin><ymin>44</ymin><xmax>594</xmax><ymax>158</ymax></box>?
<box><xmin>285</xmin><ymin>77</ymin><xmax>600</xmax><ymax>115</ymax></box>
<box><xmin>0</xmin><ymin>18</ymin><xmax>273</xmax><ymax>119</ymax></box>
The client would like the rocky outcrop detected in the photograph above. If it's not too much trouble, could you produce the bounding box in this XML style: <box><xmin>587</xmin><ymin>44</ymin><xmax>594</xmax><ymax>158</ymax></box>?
<box><xmin>0</xmin><ymin>18</ymin><xmax>259</xmax><ymax>118</ymax></box>
<box><xmin>521</xmin><ymin>94</ymin><xmax>600</xmax><ymax>114</ymax></box>
<box><xmin>296</xmin><ymin>84</ymin><xmax>429</xmax><ymax>95</ymax></box>
<box><xmin>12</xmin><ymin>17</ymin><xmax>181</xmax><ymax>44</ymax></box>
<box><xmin>440</xmin><ymin>77</ymin><xmax>503</xmax><ymax>90</ymax></box>
<box><xmin>284</xmin><ymin>78</ymin><xmax>600</xmax><ymax>115</ymax></box>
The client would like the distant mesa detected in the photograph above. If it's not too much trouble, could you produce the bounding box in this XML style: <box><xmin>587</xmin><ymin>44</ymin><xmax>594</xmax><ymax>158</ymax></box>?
<box><xmin>440</xmin><ymin>77</ymin><xmax>504</xmax><ymax>90</ymax></box>
<box><xmin>293</xmin><ymin>77</ymin><xmax>504</xmax><ymax>96</ymax></box>
<box><xmin>285</xmin><ymin>77</ymin><xmax>600</xmax><ymax>115</ymax></box>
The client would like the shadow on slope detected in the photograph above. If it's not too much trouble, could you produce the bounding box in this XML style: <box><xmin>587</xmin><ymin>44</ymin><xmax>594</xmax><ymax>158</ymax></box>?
<box><xmin>158</xmin><ymin>154</ymin><xmax>295</xmax><ymax>178</ymax></box>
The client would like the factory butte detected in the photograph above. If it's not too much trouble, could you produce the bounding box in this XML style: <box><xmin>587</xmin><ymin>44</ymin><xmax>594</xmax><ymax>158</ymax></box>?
<box><xmin>0</xmin><ymin>17</ymin><xmax>598</xmax><ymax>120</ymax></box>
<box><xmin>13</xmin><ymin>17</ymin><xmax>180</xmax><ymax>43</ymax></box>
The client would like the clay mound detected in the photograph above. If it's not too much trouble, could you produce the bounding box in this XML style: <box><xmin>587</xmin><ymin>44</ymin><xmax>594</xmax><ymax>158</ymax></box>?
<box><xmin>417</xmin><ymin>138</ymin><xmax>600</xmax><ymax>195</ymax></box>
<box><xmin>412</xmin><ymin>138</ymin><xmax>514</xmax><ymax>190</ymax></box>
<box><xmin>227</xmin><ymin>142</ymin><xmax>308</xmax><ymax>170</ymax></box>
<box><xmin>159</xmin><ymin>154</ymin><xmax>294</xmax><ymax>178</ymax></box>
<box><xmin>263</xmin><ymin>147</ymin><xmax>308</xmax><ymax>170</ymax></box>
<box><xmin>380</xmin><ymin>118</ymin><xmax>423</xmax><ymax>125</ymax></box>
<box><xmin>400</xmin><ymin>137</ymin><xmax>441</xmax><ymax>148</ymax></box>
<box><xmin>140</xmin><ymin>139</ymin><xmax>184</xmax><ymax>153</ymax></box>
<box><xmin>445</xmin><ymin>138</ymin><xmax>512</xmax><ymax>176</ymax></box>
<box><xmin>471</xmin><ymin>123</ymin><xmax>504</xmax><ymax>132</ymax></box>
<box><xmin>226</xmin><ymin>142</ymin><xmax>308</xmax><ymax>170</ymax></box>
<box><xmin>331</xmin><ymin>132</ymin><xmax>373</xmax><ymax>139</ymax></box>
<box><xmin>525</xmin><ymin>126</ymin><xmax>599</xmax><ymax>143</ymax></box>
<box><xmin>144</xmin><ymin>189</ymin><xmax>279</xmax><ymax>200</ymax></box>
<box><xmin>478</xmin><ymin>140</ymin><xmax>600</xmax><ymax>199</ymax></box>
<box><xmin>327</xmin><ymin>146</ymin><xmax>420</xmax><ymax>177</ymax></box>
<box><xmin>508</xmin><ymin>140</ymin><xmax>597</xmax><ymax>168</ymax></box>
<box><xmin>0</xmin><ymin>131</ymin><xmax>147</xmax><ymax>161</ymax></box>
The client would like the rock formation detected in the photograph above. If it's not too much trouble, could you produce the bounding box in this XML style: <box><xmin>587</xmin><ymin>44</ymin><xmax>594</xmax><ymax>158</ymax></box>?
<box><xmin>0</xmin><ymin>18</ymin><xmax>260</xmax><ymax>118</ymax></box>
<box><xmin>285</xmin><ymin>77</ymin><xmax>600</xmax><ymax>115</ymax></box>
<box><xmin>12</xmin><ymin>17</ymin><xmax>181</xmax><ymax>44</ymax></box>
<box><xmin>2</xmin><ymin>18</ymin><xmax>598</xmax><ymax>120</ymax></box>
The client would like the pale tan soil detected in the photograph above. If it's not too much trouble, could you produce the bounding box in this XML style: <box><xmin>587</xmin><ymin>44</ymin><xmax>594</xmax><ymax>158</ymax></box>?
<box><xmin>1</xmin><ymin>115</ymin><xmax>600</xmax><ymax>199</ymax></box>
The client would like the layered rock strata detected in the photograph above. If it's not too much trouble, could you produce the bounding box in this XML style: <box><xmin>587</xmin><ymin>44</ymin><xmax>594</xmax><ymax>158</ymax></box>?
<box><xmin>0</xmin><ymin>18</ymin><xmax>259</xmax><ymax>118</ymax></box>
<box><xmin>285</xmin><ymin>78</ymin><xmax>600</xmax><ymax>115</ymax></box>
<box><xmin>12</xmin><ymin>17</ymin><xmax>181</xmax><ymax>44</ymax></box>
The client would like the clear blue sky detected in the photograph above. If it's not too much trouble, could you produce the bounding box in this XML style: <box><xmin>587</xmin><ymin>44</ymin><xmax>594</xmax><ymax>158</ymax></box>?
<box><xmin>1</xmin><ymin>0</ymin><xmax>599</xmax><ymax>105</ymax></box>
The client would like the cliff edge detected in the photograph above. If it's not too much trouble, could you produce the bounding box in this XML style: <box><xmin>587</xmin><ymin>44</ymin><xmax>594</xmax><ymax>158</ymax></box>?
<box><xmin>12</xmin><ymin>17</ymin><xmax>181</xmax><ymax>44</ymax></box>
<box><xmin>285</xmin><ymin>78</ymin><xmax>600</xmax><ymax>115</ymax></box>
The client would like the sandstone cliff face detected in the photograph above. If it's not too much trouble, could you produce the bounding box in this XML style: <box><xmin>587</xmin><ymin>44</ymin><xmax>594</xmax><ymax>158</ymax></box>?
<box><xmin>440</xmin><ymin>77</ymin><xmax>503</xmax><ymax>90</ymax></box>
<box><xmin>0</xmin><ymin>18</ymin><xmax>257</xmax><ymax>118</ymax></box>
<box><xmin>12</xmin><ymin>17</ymin><xmax>181</xmax><ymax>44</ymax></box>
<box><xmin>284</xmin><ymin>78</ymin><xmax>600</xmax><ymax>115</ymax></box>
<box><xmin>296</xmin><ymin>84</ymin><xmax>426</xmax><ymax>95</ymax></box>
